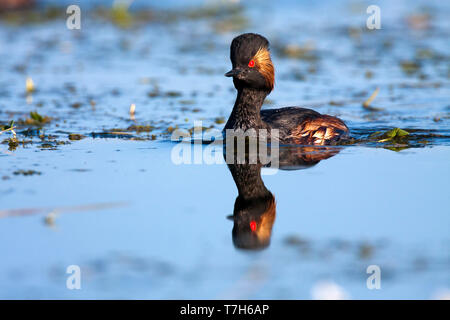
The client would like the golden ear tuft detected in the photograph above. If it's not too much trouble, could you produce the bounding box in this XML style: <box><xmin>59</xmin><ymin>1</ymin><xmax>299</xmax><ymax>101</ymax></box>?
<box><xmin>252</xmin><ymin>47</ymin><xmax>275</xmax><ymax>91</ymax></box>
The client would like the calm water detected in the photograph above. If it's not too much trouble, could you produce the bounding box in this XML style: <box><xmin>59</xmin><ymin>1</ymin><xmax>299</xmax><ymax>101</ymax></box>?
<box><xmin>0</xmin><ymin>0</ymin><xmax>449</xmax><ymax>299</ymax></box>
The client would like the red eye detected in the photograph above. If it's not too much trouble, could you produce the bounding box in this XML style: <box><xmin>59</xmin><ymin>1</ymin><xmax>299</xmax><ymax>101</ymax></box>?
<box><xmin>250</xmin><ymin>221</ymin><xmax>257</xmax><ymax>232</ymax></box>
<box><xmin>248</xmin><ymin>60</ymin><xmax>255</xmax><ymax>68</ymax></box>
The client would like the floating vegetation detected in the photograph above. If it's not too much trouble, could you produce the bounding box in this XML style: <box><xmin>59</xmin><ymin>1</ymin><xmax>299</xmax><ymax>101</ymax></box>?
<box><xmin>91</xmin><ymin>1</ymin><xmax>246</xmax><ymax>30</ymax></box>
<box><xmin>63</xmin><ymin>83</ymin><xmax>77</xmax><ymax>94</ymax></box>
<box><xmin>22</xmin><ymin>111</ymin><xmax>51</xmax><ymax>126</ymax></box>
<box><xmin>90</xmin><ymin>124</ymin><xmax>157</xmax><ymax>139</ymax></box>
<box><xmin>147</xmin><ymin>88</ymin><xmax>184</xmax><ymax>99</ymax></box>
<box><xmin>283</xmin><ymin>235</ymin><xmax>385</xmax><ymax>261</ymax></box>
<box><xmin>400</xmin><ymin>61</ymin><xmax>421</xmax><ymax>75</ymax></box>
<box><xmin>91</xmin><ymin>131</ymin><xmax>134</xmax><ymax>138</ymax></box>
<box><xmin>357</xmin><ymin>242</ymin><xmax>375</xmax><ymax>260</ymax></box>
<box><xmin>214</xmin><ymin>117</ymin><xmax>225</xmax><ymax>124</ymax></box>
<box><xmin>187</xmin><ymin>125</ymin><xmax>213</xmax><ymax>135</ymax></box>
<box><xmin>7</xmin><ymin>137</ymin><xmax>19</xmax><ymax>150</ymax></box>
<box><xmin>347</xmin><ymin>26</ymin><xmax>362</xmax><ymax>40</ymax></box>
<box><xmin>415</xmin><ymin>48</ymin><xmax>435</xmax><ymax>60</ymax></box>
<box><xmin>166</xmin><ymin>126</ymin><xmax>176</xmax><ymax>134</ymax></box>
<box><xmin>40</xmin><ymin>142</ymin><xmax>57</xmax><ymax>150</ymax></box>
<box><xmin>68</xmin><ymin>134</ymin><xmax>85</xmax><ymax>141</ymax></box>
<box><xmin>93</xmin><ymin>0</ymin><xmax>148</xmax><ymax>28</ymax></box>
<box><xmin>110</xmin><ymin>1</ymin><xmax>133</xmax><ymax>28</ymax></box>
<box><xmin>127</xmin><ymin>124</ymin><xmax>154</xmax><ymax>133</ymax></box>
<box><xmin>341</xmin><ymin>127</ymin><xmax>450</xmax><ymax>151</ymax></box>
<box><xmin>185</xmin><ymin>3</ymin><xmax>243</xmax><ymax>20</ymax></box>
<box><xmin>329</xmin><ymin>100</ymin><xmax>344</xmax><ymax>106</ymax></box>
<box><xmin>0</xmin><ymin>120</ymin><xmax>16</xmax><ymax>135</ymax></box>
<box><xmin>365</xmin><ymin>70</ymin><xmax>374</xmax><ymax>79</ymax></box>
<box><xmin>373</xmin><ymin>128</ymin><xmax>410</xmax><ymax>142</ymax></box>
<box><xmin>1</xmin><ymin>133</ymin><xmax>32</xmax><ymax>150</ymax></box>
<box><xmin>147</xmin><ymin>87</ymin><xmax>160</xmax><ymax>98</ymax></box>
<box><xmin>397</xmin><ymin>82</ymin><xmax>442</xmax><ymax>89</ymax></box>
<box><xmin>0</xmin><ymin>5</ymin><xmax>61</xmax><ymax>25</ymax></box>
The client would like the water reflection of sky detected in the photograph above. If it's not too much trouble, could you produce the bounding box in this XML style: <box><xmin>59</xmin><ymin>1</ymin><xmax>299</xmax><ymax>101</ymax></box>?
<box><xmin>0</xmin><ymin>0</ymin><xmax>449</xmax><ymax>299</ymax></box>
<box><xmin>1</xmin><ymin>141</ymin><xmax>449</xmax><ymax>299</ymax></box>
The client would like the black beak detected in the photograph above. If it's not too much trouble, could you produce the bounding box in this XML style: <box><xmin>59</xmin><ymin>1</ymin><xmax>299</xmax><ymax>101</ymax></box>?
<box><xmin>225</xmin><ymin>68</ymin><xmax>241</xmax><ymax>77</ymax></box>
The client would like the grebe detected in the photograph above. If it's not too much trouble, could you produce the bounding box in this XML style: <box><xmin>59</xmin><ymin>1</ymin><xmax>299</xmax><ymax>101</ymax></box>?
<box><xmin>224</xmin><ymin>33</ymin><xmax>349</xmax><ymax>145</ymax></box>
<box><xmin>228</xmin><ymin>162</ymin><xmax>276</xmax><ymax>250</ymax></box>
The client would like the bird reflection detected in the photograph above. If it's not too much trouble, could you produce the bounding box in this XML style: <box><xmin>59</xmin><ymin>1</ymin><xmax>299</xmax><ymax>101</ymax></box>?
<box><xmin>226</xmin><ymin>146</ymin><xmax>340</xmax><ymax>251</ymax></box>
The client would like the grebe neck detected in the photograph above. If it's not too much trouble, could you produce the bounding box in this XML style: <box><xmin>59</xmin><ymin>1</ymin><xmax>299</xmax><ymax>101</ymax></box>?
<box><xmin>227</xmin><ymin>163</ymin><xmax>271</xmax><ymax>200</ymax></box>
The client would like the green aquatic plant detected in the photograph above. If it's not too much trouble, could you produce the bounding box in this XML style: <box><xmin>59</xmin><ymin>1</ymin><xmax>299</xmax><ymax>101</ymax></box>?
<box><xmin>30</xmin><ymin>111</ymin><xmax>43</xmax><ymax>122</ymax></box>
<box><xmin>0</xmin><ymin>136</ymin><xmax>18</xmax><ymax>151</ymax></box>
<box><xmin>91</xmin><ymin>124</ymin><xmax>159</xmax><ymax>139</ymax></box>
<box><xmin>111</xmin><ymin>1</ymin><xmax>134</xmax><ymax>28</ymax></box>
<box><xmin>214</xmin><ymin>117</ymin><xmax>225</xmax><ymax>124</ymax></box>
<box><xmin>362</xmin><ymin>128</ymin><xmax>416</xmax><ymax>151</ymax></box>
<box><xmin>341</xmin><ymin>127</ymin><xmax>442</xmax><ymax>151</ymax></box>
<box><xmin>25</xmin><ymin>111</ymin><xmax>51</xmax><ymax>125</ymax></box>
<box><xmin>0</xmin><ymin>120</ymin><xmax>15</xmax><ymax>132</ymax></box>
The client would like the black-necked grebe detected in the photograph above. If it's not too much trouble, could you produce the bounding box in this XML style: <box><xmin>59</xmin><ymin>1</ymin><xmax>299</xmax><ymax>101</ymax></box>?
<box><xmin>224</xmin><ymin>33</ymin><xmax>349</xmax><ymax>145</ymax></box>
<box><xmin>228</xmin><ymin>162</ymin><xmax>276</xmax><ymax>250</ymax></box>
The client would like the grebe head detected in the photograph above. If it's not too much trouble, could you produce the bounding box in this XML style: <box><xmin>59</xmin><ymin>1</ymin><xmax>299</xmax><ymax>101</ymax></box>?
<box><xmin>225</xmin><ymin>33</ymin><xmax>275</xmax><ymax>92</ymax></box>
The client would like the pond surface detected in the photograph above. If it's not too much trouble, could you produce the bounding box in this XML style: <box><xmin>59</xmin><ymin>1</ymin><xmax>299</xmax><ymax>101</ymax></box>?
<box><xmin>0</xmin><ymin>0</ymin><xmax>449</xmax><ymax>299</ymax></box>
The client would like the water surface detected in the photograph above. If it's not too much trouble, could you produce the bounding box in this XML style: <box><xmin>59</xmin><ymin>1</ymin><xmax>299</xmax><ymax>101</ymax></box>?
<box><xmin>0</xmin><ymin>0</ymin><xmax>449</xmax><ymax>299</ymax></box>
